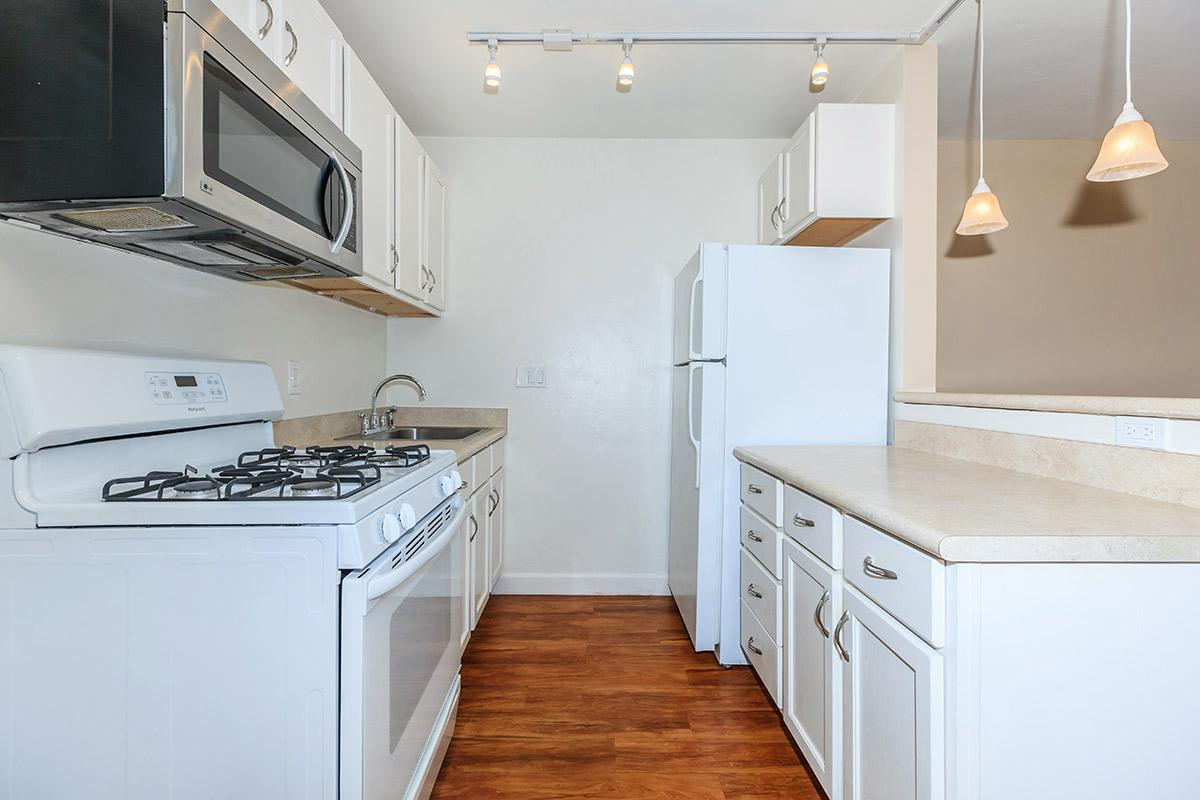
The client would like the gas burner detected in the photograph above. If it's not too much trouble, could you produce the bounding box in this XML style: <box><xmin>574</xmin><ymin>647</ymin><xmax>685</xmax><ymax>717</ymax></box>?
<box><xmin>288</xmin><ymin>478</ymin><xmax>337</xmax><ymax>497</ymax></box>
<box><xmin>170</xmin><ymin>478</ymin><xmax>222</xmax><ymax>499</ymax></box>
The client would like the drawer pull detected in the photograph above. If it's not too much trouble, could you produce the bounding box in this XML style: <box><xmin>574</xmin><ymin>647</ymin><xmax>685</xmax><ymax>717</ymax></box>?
<box><xmin>833</xmin><ymin>611</ymin><xmax>851</xmax><ymax>662</ymax></box>
<box><xmin>747</xmin><ymin>530</ymin><xmax>764</xmax><ymax>543</ymax></box>
<box><xmin>747</xmin><ymin>484</ymin><xmax>764</xmax><ymax>495</ymax></box>
<box><xmin>792</xmin><ymin>514</ymin><xmax>815</xmax><ymax>528</ymax></box>
<box><xmin>813</xmin><ymin>590</ymin><xmax>831</xmax><ymax>638</ymax></box>
<box><xmin>863</xmin><ymin>556</ymin><xmax>899</xmax><ymax>581</ymax></box>
<box><xmin>746</xmin><ymin>583</ymin><xmax>763</xmax><ymax>599</ymax></box>
<box><xmin>746</xmin><ymin>636</ymin><xmax>763</xmax><ymax>656</ymax></box>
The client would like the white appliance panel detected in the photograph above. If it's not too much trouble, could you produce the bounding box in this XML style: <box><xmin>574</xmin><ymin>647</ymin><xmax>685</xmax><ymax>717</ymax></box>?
<box><xmin>672</xmin><ymin>243</ymin><xmax>729</xmax><ymax>364</ymax></box>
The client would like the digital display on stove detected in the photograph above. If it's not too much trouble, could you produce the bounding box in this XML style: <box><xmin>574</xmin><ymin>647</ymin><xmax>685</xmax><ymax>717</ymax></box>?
<box><xmin>174</xmin><ymin>376</ymin><xmax>199</xmax><ymax>387</ymax></box>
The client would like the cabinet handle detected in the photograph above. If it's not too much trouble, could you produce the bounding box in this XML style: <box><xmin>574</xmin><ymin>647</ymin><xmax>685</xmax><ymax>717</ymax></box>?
<box><xmin>746</xmin><ymin>636</ymin><xmax>763</xmax><ymax>656</ymax></box>
<box><xmin>746</xmin><ymin>583</ymin><xmax>763</xmax><ymax>599</ymax></box>
<box><xmin>770</xmin><ymin>204</ymin><xmax>781</xmax><ymax>233</ymax></box>
<box><xmin>468</xmin><ymin>513</ymin><xmax>478</xmax><ymax>541</ymax></box>
<box><xmin>257</xmin><ymin>0</ymin><xmax>274</xmax><ymax>40</ymax></box>
<box><xmin>833</xmin><ymin>611</ymin><xmax>850</xmax><ymax>662</ymax></box>
<box><xmin>792</xmin><ymin>514</ymin><xmax>815</xmax><ymax>528</ymax></box>
<box><xmin>747</xmin><ymin>530</ymin><xmax>764</xmax><ymax>543</ymax></box>
<box><xmin>284</xmin><ymin>21</ymin><xmax>298</xmax><ymax>66</ymax></box>
<box><xmin>488</xmin><ymin>489</ymin><xmax>499</xmax><ymax>517</ymax></box>
<box><xmin>813</xmin><ymin>590</ymin><xmax>831</xmax><ymax>638</ymax></box>
<box><xmin>389</xmin><ymin>243</ymin><xmax>398</xmax><ymax>273</ymax></box>
<box><xmin>747</xmin><ymin>484</ymin><xmax>763</xmax><ymax>495</ymax></box>
<box><xmin>863</xmin><ymin>556</ymin><xmax>898</xmax><ymax>581</ymax></box>
<box><xmin>419</xmin><ymin>266</ymin><xmax>428</xmax><ymax>290</ymax></box>
<box><xmin>779</xmin><ymin>196</ymin><xmax>789</xmax><ymax>223</ymax></box>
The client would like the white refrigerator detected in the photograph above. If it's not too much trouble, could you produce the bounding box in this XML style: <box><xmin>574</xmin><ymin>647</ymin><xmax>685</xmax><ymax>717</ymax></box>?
<box><xmin>669</xmin><ymin>243</ymin><xmax>890</xmax><ymax>665</ymax></box>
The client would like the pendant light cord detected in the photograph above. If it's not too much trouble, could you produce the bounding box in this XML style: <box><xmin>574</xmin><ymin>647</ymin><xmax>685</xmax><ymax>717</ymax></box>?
<box><xmin>977</xmin><ymin>0</ymin><xmax>985</xmax><ymax>182</ymax></box>
<box><xmin>1125</xmin><ymin>0</ymin><xmax>1133</xmax><ymax>105</ymax></box>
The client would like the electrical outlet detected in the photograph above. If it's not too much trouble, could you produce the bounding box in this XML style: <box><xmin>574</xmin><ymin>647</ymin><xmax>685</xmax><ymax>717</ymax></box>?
<box><xmin>287</xmin><ymin>361</ymin><xmax>301</xmax><ymax>396</ymax></box>
<box><xmin>1114</xmin><ymin>416</ymin><xmax>1165</xmax><ymax>449</ymax></box>
<box><xmin>515</xmin><ymin>366</ymin><xmax>547</xmax><ymax>388</ymax></box>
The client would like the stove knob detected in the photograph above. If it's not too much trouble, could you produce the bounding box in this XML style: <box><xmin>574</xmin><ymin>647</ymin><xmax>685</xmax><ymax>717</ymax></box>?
<box><xmin>380</xmin><ymin>514</ymin><xmax>402</xmax><ymax>544</ymax></box>
<box><xmin>438</xmin><ymin>474</ymin><xmax>458</xmax><ymax>498</ymax></box>
<box><xmin>396</xmin><ymin>503</ymin><xmax>417</xmax><ymax>531</ymax></box>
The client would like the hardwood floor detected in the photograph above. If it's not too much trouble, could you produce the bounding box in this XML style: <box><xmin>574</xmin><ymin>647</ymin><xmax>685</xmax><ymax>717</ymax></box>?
<box><xmin>431</xmin><ymin>595</ymin><xmax>824</xmax><ymax>800</ymax></box>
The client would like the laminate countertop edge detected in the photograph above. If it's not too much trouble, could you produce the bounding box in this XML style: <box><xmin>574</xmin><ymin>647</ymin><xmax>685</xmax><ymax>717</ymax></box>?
<box><xmin>734</xmin><ymin>445</ymin><xmax>1200</xmax><ymax>563</ymax></box>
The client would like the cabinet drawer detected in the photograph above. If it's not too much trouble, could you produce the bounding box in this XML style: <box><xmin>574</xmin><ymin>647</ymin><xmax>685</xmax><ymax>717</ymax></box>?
<box><xmin>490</xmin><ymin>438</ymin><xmax>505</xmax><ymax>475</ymax></box>
<box><xmin>741</xmin><ymin>547</ymin><xmax>781</xmax><ymax>643</ymax></box>
<box><xmin>740</xmin><ymin>505</ymin><xmax>782</xmax><ymax>579</ymax></box>
<box><xmin>741</xmin><ymin>600</ymin><xmax>781</xmax><ymax>707</ymax></box>
<box><xmin>474</xmin><ymin>445</ymin><xmax>492</xmax><ymax>484</ymax></box>
<box><xmin>843</xmin><ymin>516</ymin><xmax>946</xmax><ymax>648</ymax></box>
<box><xmin>459</xmin><ymin>454</ymin><xmax>477</xmax><ymax>496</ymax></box>
<box><xmin>783</xmin><ymin>485</ymin><xmax>841</xmax><ymax>569</ymax></box>
<box><xmin>740</xmin><ymin>463</ymin><xmax>782</xmax><ymax>526</ymax></box>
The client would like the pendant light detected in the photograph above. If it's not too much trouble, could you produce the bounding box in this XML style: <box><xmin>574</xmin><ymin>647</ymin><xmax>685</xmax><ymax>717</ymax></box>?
<box><xmin>618</xmin><ymin>39</ymin><xmax>635</xmax><ymax>88</ymax></box>
<box><xmin>956</xmin><ymin>0</ymin><xmax>1009</xmax><ymax>236</ymax></box>
<box><xmin>484</xmin><ymin>40</ymin><xmax>502</xmax><ymax>89</ymax></box>
<box><xmin>810</xmin><ymin>37</ymin><xmax>830</xmax><ymax>87</ymax></box>
<box><xmin>1086</xmin><ymin>0</ymin><xmax>1168</xmax><ymax>182</ymax></box>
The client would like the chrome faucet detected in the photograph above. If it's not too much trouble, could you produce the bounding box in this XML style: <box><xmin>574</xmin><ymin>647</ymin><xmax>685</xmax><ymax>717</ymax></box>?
<box><xmin>363</xmin><ymin>374</ymin><xmax>428</xmax><ymax>435</ymax></box>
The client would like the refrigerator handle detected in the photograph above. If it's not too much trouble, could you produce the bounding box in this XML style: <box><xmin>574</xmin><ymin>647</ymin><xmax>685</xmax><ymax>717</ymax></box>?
<box><xmin>687</xmin><ymin>362</ymin><xmax>701</xmax><ymax>489</ymax></box>
<box><xmin>688</xmin><ymin>272</ymin><xmax>703</xmax><ymax>361</ymax></box>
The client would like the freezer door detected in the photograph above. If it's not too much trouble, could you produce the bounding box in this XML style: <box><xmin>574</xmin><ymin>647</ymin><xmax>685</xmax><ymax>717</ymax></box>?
<box><xmin>672</xmin><ymin>244</ymin><xmax>728</xmax><ymax>364</ymax></box>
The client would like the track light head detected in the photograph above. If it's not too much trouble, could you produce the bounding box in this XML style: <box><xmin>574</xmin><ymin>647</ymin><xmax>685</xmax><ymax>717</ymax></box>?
<box><xmin>618</xmin><ymin>41</ymin><xmax>635</xmax><ymax>88</ymax></box>
<box><xmin>810</xmin><ymin>39</ymin><xmax>829</xmax><ymax>87</ymax></box>
<box><xmin>484</xmin><ymin>40</ymin><xmax>502</xmax><ymax>89</ymax></box>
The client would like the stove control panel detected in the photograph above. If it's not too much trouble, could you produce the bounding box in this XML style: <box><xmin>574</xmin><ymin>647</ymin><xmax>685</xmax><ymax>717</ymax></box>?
<box><xmin>146</xmin><ymin>372</ymin><xmax>228</xmax><ymax>405</ymax></box>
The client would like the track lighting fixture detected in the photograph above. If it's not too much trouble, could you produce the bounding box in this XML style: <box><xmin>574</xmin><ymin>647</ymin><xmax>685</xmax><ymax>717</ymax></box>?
<box><xmin>810</xmin><ymin>38</ymin><xmax>829</xmax><ymax>87</ymax></box>
<box><xmin>618</xmin><ymin>39</ymin><xmax>635</xmax><ymax>88</ymax></box>
<box><xmin>484</xmin><ymin>40</ymin><xmax>502</xmax><ymax>89</ymax></box>
<box><xmin>956</xmin><ymin>0</ymin><xmax>1008</xmax><ymax>236</ymax></box>
<box><xmin>1087</xmin><ymin>0</ymin><xmax>1168</xmax><ymax>182</ymax></box>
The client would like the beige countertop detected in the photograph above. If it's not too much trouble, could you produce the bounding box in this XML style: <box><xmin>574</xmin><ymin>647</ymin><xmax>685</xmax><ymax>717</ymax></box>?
<box><xmin>273</xmin><ymin>406</ymin><xmax>506</xmax><ymax>464</ymax></box>
<box><xmin>895</xmin><ymin>391</ymin><xmax>1200</xmax><ymax>420</ymax></box>
<box><xmin>734</xmin><ymin>445</ymin><xmax>1200</xmax><ymax>563</ymax></box>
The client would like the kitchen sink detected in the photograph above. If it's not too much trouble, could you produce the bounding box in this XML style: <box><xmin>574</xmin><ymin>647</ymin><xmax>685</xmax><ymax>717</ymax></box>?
<box><xmin>339</xmin><ymin>426</ymin><xmax>483</xmax><ymax>442</ymax></box>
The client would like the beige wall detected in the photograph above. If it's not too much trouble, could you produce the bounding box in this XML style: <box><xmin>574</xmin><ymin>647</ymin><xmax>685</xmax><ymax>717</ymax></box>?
<box><xmin>938</xmin><ymin>138</ymin><xmax>1200</xmax><ymax>397</ymax></box>
<box><xmin>0</xmin><ymin>223</ymin><xmax>386</xmax><ymax>419</ymax></box>
<box><xmin>386</xmin><ymin>137</ymin><xmax>784</xmax><ymax>593</ymax></box>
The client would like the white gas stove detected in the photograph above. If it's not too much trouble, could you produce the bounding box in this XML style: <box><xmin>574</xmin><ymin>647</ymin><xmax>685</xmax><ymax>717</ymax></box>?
<box><xmin>0</xmin><ymin>345</ymin><xmax>466</xmax><ymax>800</ymax></box>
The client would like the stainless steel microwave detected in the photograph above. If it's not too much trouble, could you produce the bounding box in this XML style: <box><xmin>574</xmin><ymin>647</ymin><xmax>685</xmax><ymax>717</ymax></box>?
<box><xmin>0</xmin><ymin>0</ymin><xmax>362</xmax><ymax>281</ymax></box>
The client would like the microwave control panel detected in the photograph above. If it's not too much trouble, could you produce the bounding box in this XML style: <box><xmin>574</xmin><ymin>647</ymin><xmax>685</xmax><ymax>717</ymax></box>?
<box><xmin>146</xmin><ymin>372</ymin><xmax>228</xmax><ymax>405</ymax></box>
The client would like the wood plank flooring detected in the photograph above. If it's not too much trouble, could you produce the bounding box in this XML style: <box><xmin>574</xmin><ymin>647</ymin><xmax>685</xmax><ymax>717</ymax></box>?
<box><xmin>431</xmin><ymin>595</ymin><xmax>823</xmax><ymax>800</ymax></box>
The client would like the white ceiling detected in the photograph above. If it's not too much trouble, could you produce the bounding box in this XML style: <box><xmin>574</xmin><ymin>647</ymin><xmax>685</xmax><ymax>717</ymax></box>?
<box><xmin>322</xmin><ymin>0</ymin><xmax>1200</xmax><ymax>140</ymax></box>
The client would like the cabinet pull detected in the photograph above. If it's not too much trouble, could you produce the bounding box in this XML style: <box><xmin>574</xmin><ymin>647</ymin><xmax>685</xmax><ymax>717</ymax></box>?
<box><xmin>779</xmin><ymin>196</ymin><xmax>789</xmax><ymax>222</ymax></box>
<box><xmin>747</xmin><ymin>530</ymin><xmax>764</xmax><ymax>543</ymax></box>
<box><xmin>468</xmin><ymin>513</ymin><xmax>478</xmax><ymax>541</ymax></box>
<box><xmin>863</xmin><ymin>556</ymin><xmax>898</xmax><ymax>581</ymax></box>
<box><xmin>792</xmin><ymin>514</ymin><xmax>815</xmax><ymax>528</ymax></box>
<box><xmin>833</xmin><ymin>611</ymin><xmax>850</xmax><ymax>662</ymax></box>
<box><xmin>746</xmin><ymin>583</ymin><xmax>763</xmax><ymax>599</ymax></box>
<box><xmin>419</xmin><ymin>266</ymin><xmax>428</xmax><ymax>291</ymax></box>
<box><xmin>770</xmin><ymin>204</ymin><xmax>781</xmax><ymax>233</ymax></box>
<box><xmin>747</xmin><ymin>484</ymin><xmax>763</xmax><ymax>495</ymax></box>
<box><xmin>813</xmin><ymin>590</ymin><xmax>831</xmax><ymax>638</ymax></box>
<box><xmin>257</xmin><ymin>0</ymin><xmax>274</xmax><ymax>39</ymax></box>
<box><xmin>746</xmin><ymin>636</ymin><xmax>763</xmax><ymax>656</ymax></box>
<box><xmin>389</xmin><ymin>243</ymin><xmax>398</xmax><ymax>273</ymax></box>
<box><xmin>283</xmin><ymin>21</ymin><xmax>298</xmax><ymax>66</ymax></box>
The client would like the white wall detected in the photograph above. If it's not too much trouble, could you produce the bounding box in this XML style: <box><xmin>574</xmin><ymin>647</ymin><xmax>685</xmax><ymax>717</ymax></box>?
<box><xmin>386</xmin><ymin>137</ymin><xmax>783</xmax><ymax>594</ymax></box>
<box><xmin>0</xmin><ymin>223</ymin><xmax>386</xmax><ymax>419</ymax></box>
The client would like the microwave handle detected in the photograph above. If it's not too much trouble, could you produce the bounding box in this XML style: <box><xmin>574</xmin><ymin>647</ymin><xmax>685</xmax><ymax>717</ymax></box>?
<box><xmin>328</xmin><ymin>151</ymin><xmax>355</xmax><ymax>255</ymax></box>
<box><xmin>366</xmin><ymin>498</ymin><xmax>466</xmax><ymax>601</ymax></box>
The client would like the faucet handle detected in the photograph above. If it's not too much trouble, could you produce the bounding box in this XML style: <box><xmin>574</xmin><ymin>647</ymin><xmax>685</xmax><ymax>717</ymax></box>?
<box><xmin>359</xmin><ymin>413</ymin><xmax>371</xmax><ymax>436</ymax></box>
<box><xmin>385</xmin><ymin>409</ymin><xmax>396</xmax><ymax>429</ymax></box>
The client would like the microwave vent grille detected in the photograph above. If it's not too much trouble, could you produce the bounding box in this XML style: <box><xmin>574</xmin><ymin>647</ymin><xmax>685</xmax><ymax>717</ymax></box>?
<box><xmin>238</xmin><ymin>265</ymin><xmax>324</xmax><ymax>280</ymax></box>
<box><xmin>54</xmin><ymin>206</ymin><xmax>195</xmax><ymax>233</ymax></box>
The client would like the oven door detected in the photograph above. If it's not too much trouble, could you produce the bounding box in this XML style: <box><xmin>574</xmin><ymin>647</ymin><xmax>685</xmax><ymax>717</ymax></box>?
<box><xmin>341</xmin><ymin>497</ymin><xmax>466</xmax><ymax>800</ymax></box>
<box><xmin>165</xmin><ymin>4</ymin><xmax>362</xmax><ymax>276</ymax></box>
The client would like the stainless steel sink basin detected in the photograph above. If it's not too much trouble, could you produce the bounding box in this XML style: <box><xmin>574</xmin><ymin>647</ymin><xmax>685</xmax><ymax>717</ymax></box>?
<box><xmin>339</xmin><ymin>426</ymin><xmax>483</xmax><ymax>442</ymax></box>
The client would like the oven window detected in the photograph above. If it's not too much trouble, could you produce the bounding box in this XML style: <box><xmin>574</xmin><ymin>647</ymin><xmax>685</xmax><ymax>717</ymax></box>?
<box><xmin>202</xmin><ymin>54</ymin><xmax>336</xmax><ymax>240</ymax></box>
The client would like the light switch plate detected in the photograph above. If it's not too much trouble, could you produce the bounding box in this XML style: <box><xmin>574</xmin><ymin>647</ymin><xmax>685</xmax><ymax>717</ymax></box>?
<box><xmin>516</xmin><ymin>366</ymin><xmax>547</xmax><ymax>388</ymax></box>
<box><xmin>287</xmin><ymin>361</ymin><xmax>301</xmax><ymax>396</ymax></box>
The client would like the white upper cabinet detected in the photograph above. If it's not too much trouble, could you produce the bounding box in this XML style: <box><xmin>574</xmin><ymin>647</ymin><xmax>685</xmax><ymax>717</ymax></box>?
<box><xmin>212</xmin><ymin>0</ymin><xmax>280</xmax><ymax>57</ymax></box>
<box><xmin>277</xmin><ymin>0</ymin><xmax>343</xmax><ymax>125</ymax></box>
<box><xmin>342</xmin><ymin>47</ymin><xmax>395</xmax><ymax>287</ymax></box>
<box><xmin>393</xmin><ymin>119</ymin><xmax>426</xmax><ymax>302</ymax></box>
<box><xmin>422</xmin><ymin>155</ymin><xmax>447</xmax><ymax>312</ymax></box>
<box><xmin>758</xmin><ymin>103</ymin><xmax>895</xmax><ymax>247</ymax></box>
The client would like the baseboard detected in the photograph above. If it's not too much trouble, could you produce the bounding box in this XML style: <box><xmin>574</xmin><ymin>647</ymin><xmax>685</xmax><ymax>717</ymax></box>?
<box><xmin>492</xmin><ymin>573</ymin><xmax>670</xmax><ymax>595</ymax></box>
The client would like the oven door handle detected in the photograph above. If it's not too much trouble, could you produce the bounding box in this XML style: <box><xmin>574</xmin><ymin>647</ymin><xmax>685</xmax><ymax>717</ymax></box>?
<box><xmin>366</xmin><ymin>497</ymin><xmax>466</xmax><ymax>601</ymax></box>
<box><xmin>328</xmin><ymin>150</ymin><xmax>355</xmax><ymax>255</ymax></box>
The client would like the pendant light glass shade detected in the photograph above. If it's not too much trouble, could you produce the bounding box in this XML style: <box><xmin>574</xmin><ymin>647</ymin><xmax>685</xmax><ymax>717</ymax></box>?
<box><xmin>956</xmin><ymin>178</ymin><xmax>1009</xmax><ymax>236</ymax></box>
<box><xmin>1087</xmin><ymin>104</ymin><xmax>1168</xmax><ymax>182</ymax></box>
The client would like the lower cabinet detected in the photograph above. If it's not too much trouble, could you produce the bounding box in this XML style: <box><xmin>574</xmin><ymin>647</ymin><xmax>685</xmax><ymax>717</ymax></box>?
<box><xmin>488</xmin><ymin>469</ymin><xmax>504</xmax><ymax>587</ymax></box>
<box><xmin>840</xmin><ymin>586</ymin><xmax>944</xmax><ymax>800</ymax></box>
<box><xmin>471</xmin><ymin>475</ymin><xmax>492</xmax><ymax>627</ymax></box>
<box><xmin>463</xmin><ymin>441</ymin><xmax>507</xmax><ymax>642</ymax></box>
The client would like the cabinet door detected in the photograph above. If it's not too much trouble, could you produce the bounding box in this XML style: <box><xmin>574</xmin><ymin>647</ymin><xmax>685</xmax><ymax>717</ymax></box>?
<box><xmin>422</xmin><ymin>155</ymin><xmax>447</xmax><ymax>311</ymax></box>
<box><xmin>783</xmin><ymin>538</ymin><xmax>841</xmax><ymax>799</ymax></box>
<box><xmin>211</xmin><ymin>0</ymin><xmax>280</xmax><ymax>58</ymax></box>
<box><xmin>841</xmin><ymin>586</ymin><xmax>944</xmax><ymax>800</ymax></box>
<box><xmin>757</xmin><ymin>154</ymin><xmax>783</xmax><ymax>245</ymax></box>
<box><xmin>393</xmin><ymin>120</ymin><xmax>425</xmax><ymax>301</ymax></box>
<box><xmin>472</xmin><ymin>480</ymin><xmax>492</xmax><ymax>626</ymax></box>
<box><xmin>461</xmin><ymin>491</ymin><xmax>476</xmax><ymax>650</ymax></box>
<box><xmin>278</xmin><ymin>0</ymin><xmax>343</xmax><ymax>125</ymax></box>
<box><xmin>342</xmin><ymin>47</ymin><xmax>395</xmax><ymax>286</ymax></box>
<box><xmin>780</xmin><ymin>114</ymin><xmax>815</xmax><ymax>240</ymax></box>
<box><xmin>488</xmin><ymin>470</ymin><xmax>504</xmax><ymax>589</ymax></box>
